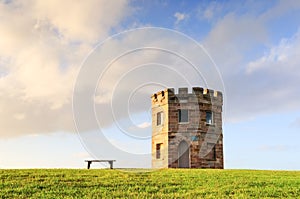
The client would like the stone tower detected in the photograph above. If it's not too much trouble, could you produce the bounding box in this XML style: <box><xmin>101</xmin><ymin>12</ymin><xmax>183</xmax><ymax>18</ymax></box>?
<box><xmin>151</xmin><ymin>87</ymin><xmax>223</xmax><ymax>169</ymax></box>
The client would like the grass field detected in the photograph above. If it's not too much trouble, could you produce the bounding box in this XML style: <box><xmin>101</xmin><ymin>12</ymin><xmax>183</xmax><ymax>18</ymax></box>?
<box><xmin>0</xmin><ymin>169</ymin><xmax>299</xmax><ymax>198</ymax></box>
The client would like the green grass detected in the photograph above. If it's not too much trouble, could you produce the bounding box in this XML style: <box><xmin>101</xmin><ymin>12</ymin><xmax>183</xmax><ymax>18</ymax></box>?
<box><xmin>0</xmin><ymin>169</ymin><xmax>299</xmax><ymax>198</ymax></box>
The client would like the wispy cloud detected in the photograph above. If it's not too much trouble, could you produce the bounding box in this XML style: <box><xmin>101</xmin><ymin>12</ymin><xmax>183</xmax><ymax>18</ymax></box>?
<box><xmin>1</xmin><ymin>0</ymin><xmax>300</xmax><ymax>139</ymax></box>
<box><xmin>174</xmin><ymin>12</ymin><xmax>188</xmax><ymax>24</ymax></box>
<box><xmin>202</xmin><ymin>2</ymin><xmax>300</xmax><ymax>123</ymax></box>
<box><xmin>197</xmin><ymin>1</ymin><xmax>222</xmax><ymax>21</ymax></box>
<box><xmin>137</xmin><ymin>122</ymin><xmax>151</xmax><ymax>129</ymax></box>
<box><xmin>246</xmin><ymin>29</ymin><xmax>300</xmax><ymax>74</ymax></box>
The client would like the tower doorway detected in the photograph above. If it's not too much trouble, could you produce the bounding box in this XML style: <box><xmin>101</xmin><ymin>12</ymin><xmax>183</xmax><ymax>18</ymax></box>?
<box><xmin>178</xmin><ymin>141</ymin><xmax>190</xmax><ymax>168</ymax></box>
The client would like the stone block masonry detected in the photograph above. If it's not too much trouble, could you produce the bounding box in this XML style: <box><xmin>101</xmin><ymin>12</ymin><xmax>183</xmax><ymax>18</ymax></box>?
<box><xmin>151</xmin><ymin>87</ymin><xmax>223</xmax><ymax>169</ymax></box>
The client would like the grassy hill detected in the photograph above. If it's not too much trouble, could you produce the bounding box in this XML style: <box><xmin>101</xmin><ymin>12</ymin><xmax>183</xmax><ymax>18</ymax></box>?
<box><xmin>0</xmin><ymin>169</ymin><xmax>299</xmax><ymax>198</ymax></box>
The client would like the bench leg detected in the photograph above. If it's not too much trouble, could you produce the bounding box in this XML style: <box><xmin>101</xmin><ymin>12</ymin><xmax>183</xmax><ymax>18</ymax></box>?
<box><xmin>87</xmin><ymin>161</ymin><xmax>92</xmax><ymax>169</ymax></box>
<box><xmin>109</xmin><ymin>161</ymin><xmax>113</xmax><ymax>169</ymax></box>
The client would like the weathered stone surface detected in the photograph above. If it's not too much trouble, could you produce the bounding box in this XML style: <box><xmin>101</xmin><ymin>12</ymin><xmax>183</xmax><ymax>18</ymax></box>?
<box><xmin>152</xmin><ymin>87</ymin><xmax>224</xmax><ymax>169</ymax></box>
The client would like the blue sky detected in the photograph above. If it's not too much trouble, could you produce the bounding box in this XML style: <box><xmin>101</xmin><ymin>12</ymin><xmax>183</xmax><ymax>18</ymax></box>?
<box><xmin>0</xmin><ymin>0</ymin><xmax>300</xmax><ymax>169</ymax></box>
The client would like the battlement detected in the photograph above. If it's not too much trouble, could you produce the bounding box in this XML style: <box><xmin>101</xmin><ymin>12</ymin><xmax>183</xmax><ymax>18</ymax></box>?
<box><xmin>151</xmin><ymin>86</ymin><xmax>224</xmax><ymax>169</ymax></box>
<box><xmin>151</xmin><ymin>87</ymin><xmax>223</xmax><ymax>104</ymax></box>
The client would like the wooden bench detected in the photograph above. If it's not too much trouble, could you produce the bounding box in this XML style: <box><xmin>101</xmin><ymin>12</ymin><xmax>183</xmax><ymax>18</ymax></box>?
<box><xmin>85</xmin><ymin>160</ymin><xmax>116</xmax><ymax>169</ymax></box>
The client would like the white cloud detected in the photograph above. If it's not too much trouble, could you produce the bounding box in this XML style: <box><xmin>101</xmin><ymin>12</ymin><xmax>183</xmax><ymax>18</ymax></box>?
<box><xmin>137</xmin><ymin>122</ymin><xmax>151</xmax><ymax>129</ymax></box>
<box><xmin>2</xmin><ymin>0</ymin><xmax>300</xmax><ymax>139</ymax></box>
<box><xmin>72</xmin><ymin>27</ymin><xmax>225</xmax><ymax>136</ymax></box>
<box><xmin>203</xmin><ymin>13</ymin><xmax>268</xmax><ymax>73</ymax></box>
<box><xmin>0</xmin><ymin>1</ymin><xmax>219</xmax><ymax>138</ymax></box>
<box><xmin>261</xmin><ymin>0</ymin><xmax>300</xmax><ymax>21</ymax></box>
<box><xmin>174</xmin><ymin>12</ymin><xmax>188</xmax><ymax>24</ymax></box>
<box><xmin>201</xmin><ymin>3</ymin><xmax>300</xmax><ymax>123</ymax></box>
<box><xmin>198</xmin><ymin>1</ymin><xmax>222</xmax><ymax>21</ymax></box>
<box><xmin>0</xmin><ymin>0</ymin><xmax>131</xmax><ymax>137</ymax></box>
<box><xmin>247</xmin><ymin>30</ymin><xmax>300</xmax><ymax>75</ymax></box>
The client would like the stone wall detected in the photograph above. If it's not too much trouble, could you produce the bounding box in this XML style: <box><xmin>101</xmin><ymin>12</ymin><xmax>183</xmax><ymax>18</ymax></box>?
<box><xmin>151</xmin><ymin>90</ymin><xmax>169</xmax><ymax>168</ymax></box>
<box><xmin>152</xmin><ymin>87</ymin><xmax>223</xmax><ymax>169</ymax></box>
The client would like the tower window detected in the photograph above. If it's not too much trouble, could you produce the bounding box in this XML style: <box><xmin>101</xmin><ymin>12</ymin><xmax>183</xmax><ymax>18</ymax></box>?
<box><xmin>157</xmin><ymin>112</ymin><xmax>163</xmax><ymax>126</ymax></box>
<box><xmin>156</xmin><ymin>143</ymin><xmax>162</xmax><ymax>159</ymax></box>
<box><xmin>178</xmin><ymin>109</ymin><xmax>189</xmax><ymax>123</ymax></box>
<box><xmin>206</xmin><ymin>111</ymin><xmax>213</xmax><ymax>125</ymax></box>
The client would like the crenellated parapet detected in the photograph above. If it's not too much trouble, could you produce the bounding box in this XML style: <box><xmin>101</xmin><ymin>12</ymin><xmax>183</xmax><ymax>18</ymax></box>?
<box><xmin>151</xmin><ymin>86</ymin><xmax>224</xmax><ymax>169</ymax></box>
<box><xmin>151</xmin><ymin>87</ymin><xmax>223</xmax><ymax>105</ymax></box>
